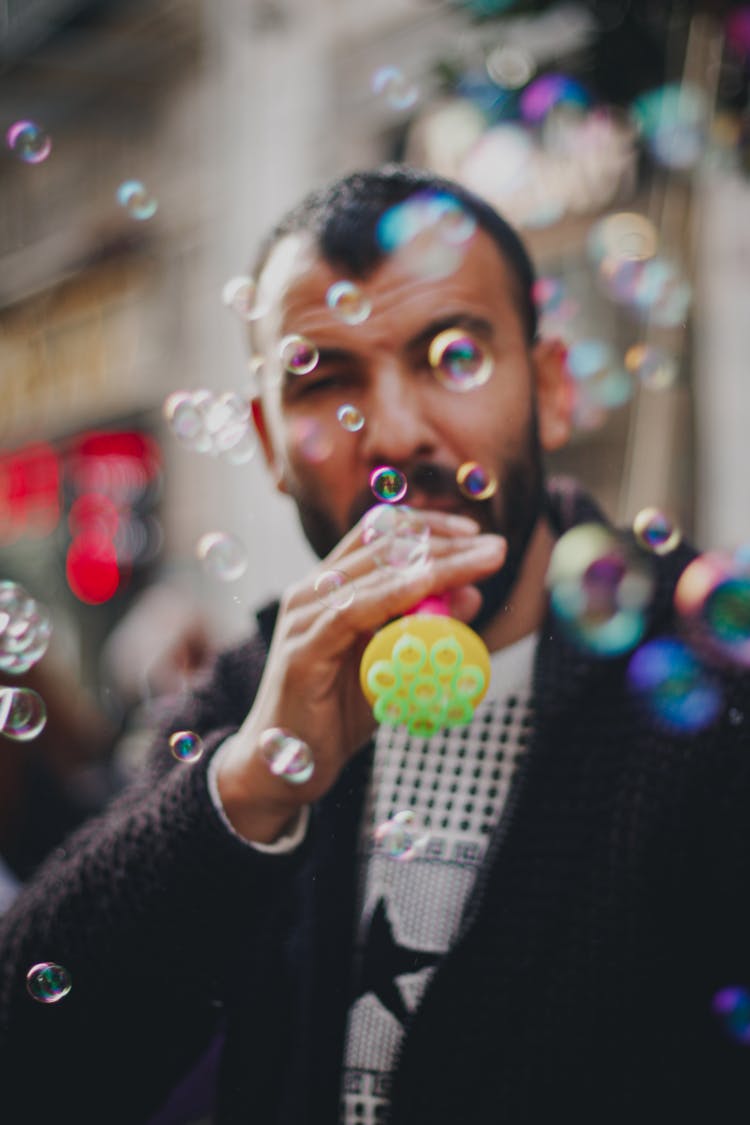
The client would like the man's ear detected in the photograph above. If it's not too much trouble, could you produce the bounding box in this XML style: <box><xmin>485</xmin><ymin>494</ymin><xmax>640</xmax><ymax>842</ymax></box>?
<box><xmin>531</xmin><ymin>337</ymin><xmax>573</xmax><ymax>452</ymax></box>
<box><xmin>250</xmin><ymin>397</ymin><xmax>289</xmax><ymax>495</ymax></box>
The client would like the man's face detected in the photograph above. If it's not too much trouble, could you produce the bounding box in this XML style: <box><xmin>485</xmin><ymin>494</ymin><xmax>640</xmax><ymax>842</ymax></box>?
<box><xmin>252</xmin><ymin>226</ymin><xmax>565</xmax><ymax>614</ymax></box>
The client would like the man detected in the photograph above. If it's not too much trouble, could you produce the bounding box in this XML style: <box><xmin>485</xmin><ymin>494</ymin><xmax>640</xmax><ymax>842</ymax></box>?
<box><xmin>1</xmin><ymin>166</ymin><xmax>748</xmax><ymax>1124</ymax></box>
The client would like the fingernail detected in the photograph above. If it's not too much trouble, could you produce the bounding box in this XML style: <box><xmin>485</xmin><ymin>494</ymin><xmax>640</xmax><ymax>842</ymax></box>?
<box><xmin>447</xmin><ymin>515</ymin><xmax>480</xmax><ymax>533</ymax></box>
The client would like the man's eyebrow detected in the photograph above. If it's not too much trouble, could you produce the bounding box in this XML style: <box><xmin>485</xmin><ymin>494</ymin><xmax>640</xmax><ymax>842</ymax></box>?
<box><xmin>405</xmin><ymin>313</ymin><xmax>495</xmax><ymax>353</ymax></box>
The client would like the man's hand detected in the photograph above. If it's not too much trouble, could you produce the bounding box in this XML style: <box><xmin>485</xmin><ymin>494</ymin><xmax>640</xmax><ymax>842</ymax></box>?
<box><xmin>216</xmin><ymin>510</ymin><xmax>506</xmax><ymax>843</ymax></box>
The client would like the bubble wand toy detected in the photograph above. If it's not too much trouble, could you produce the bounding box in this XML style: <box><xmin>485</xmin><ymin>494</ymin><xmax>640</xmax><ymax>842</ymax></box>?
<box><xmin>359</xmin><ymin>593</ymin><xmax>491</xmax><ymax>737</ymax></box>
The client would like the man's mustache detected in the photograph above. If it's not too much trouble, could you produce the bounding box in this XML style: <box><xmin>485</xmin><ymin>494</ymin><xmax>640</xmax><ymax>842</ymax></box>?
<box><xmin>346</xmin><ymin>461</ymin><xmax>480</xmax><ymax>530</ymax></box>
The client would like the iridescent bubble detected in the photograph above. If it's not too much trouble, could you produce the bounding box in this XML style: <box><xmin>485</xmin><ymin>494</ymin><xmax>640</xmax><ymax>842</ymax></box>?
<box><xmin>371</xmin><ymin>65</ymin><xmax>419</xmax><ymax>111</ymax></box>
<box><xmin>675</xmin><ymin>552</ymin><xmax>750</xmax><ymax>669</ymax></box>
<box><xmin>456</xmin><ymin>461</ymin><xmax>497</xmax><ymax>501</ymax></box>
<box><xmin>0</xmin><ymin>687</ymin><xmax>47</xmax><ymax>741</ymax></box>
<box><xmin>628</xmin><ymin>637</ymin><xmax>722</xmax><ymax>733</ymax></box>
<box><xmin>221</xmin><ymin>275</ymin><xmax>264</xmax><ymax>322</ymax></box>
<box><xmin>624</xmin><ymin>344</ymin><xmax>678</xmax><ymax>390</ymax></box>
<box><xmin>26</xmin><ymin>962</ymin><xmax>71</xmax><ymax>1004</ymax></box>
<box><xmin>374</xmin><ymin>810</ymin><xmax>429</xmax><ymax>861</ymax></box>
<box><xmin>370</xmin><ymin>466</ymin><xmax>408</xmax><ymax>504</ymax></box>
<box><xmin>116</xmin><ymin>180</ymin><xmax>158</xmax><ymax>221</ymax></box>
<box><xmin>519</xmin><ymin>74</ymin><xmax>590</xmax><ymax>124</ymax></box>
<box><xmin>259</xmin><ymin>727</ymin><xmax>314</xmax><ymax>785</ymax></box>
<box><xmin>314</xmin><ymin>570</ymin><xmax>355</xmax><ymax>611</ymax></box>
<box><xmin>362</xmin><ymin>504</ymin><xmax>430</xmax><ymax>569</ymax></box>
<box><xmin>428</xmin><ymin>329</ymin><xmax>493</xmax><ymax>392</ymax></box>
<box><xmin>0</xmin><ymin>582</ymin><xmax>52</xmax><ymax>674</ymax></box>
<box><xmin>169</xmin><ymin>730</ymin><xmax>204</xmax><ymax>763</ymax></box>
<box><xmin>632</xmin><ymin>508</ymin><xmax>681</xmax><ymax>555</ymax></box>
<box><xmin>280</xmin><ymin>335</ymin><xmax>319</xmax><ymax>376</ymax></box>
<box><xmin>337</xmin><ymin>404</ymin><xmax>365</xmax><ymax>432</ymax></box>
<box><xmin>587</xmin><ymin>212</ymin><xmax>658</xmax><ymax>266</ymax></box>
<box><xmin>713</xmin><ymin>987</ymin><xmax>750</xmax><ymax>1045</ymax></box>
<box><xmin>485</xmin><ymin>44</ymin><xmax>535</xmax><ymax>89</ymax></box>
<box><xmin>196</xmin><ymin>532</ymin><xmax>248</xmax><ymax>582</ymax></box>
<box><xmin>376</xmin><ymin>191</ymin><xmax>476</xmax><ymax>280</ymax></box>
<box><xmin>326</xmin><ymin>281</ymin><xmax>372</xmax><ymax>325</ymax></box>
<box><xmin>6</xmin><ymin>120</ymin><xmax>51</xmax><ymax>163</ymax></box>
<box><xmin>547</xmin><ymin>523</ymin><xmax>656</xmax><ymax>657</ymax></box>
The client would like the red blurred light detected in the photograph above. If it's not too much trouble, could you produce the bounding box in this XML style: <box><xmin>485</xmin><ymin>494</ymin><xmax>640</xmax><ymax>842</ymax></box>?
<box><xmin>66</xmin><ymin>533</ymin><xmax>121</xmax><ymax>604</ymax></box>
<box><xmin>68</xmin><ymin>493</ymin><xmax>120</xmax><ymax>538</ymax></box>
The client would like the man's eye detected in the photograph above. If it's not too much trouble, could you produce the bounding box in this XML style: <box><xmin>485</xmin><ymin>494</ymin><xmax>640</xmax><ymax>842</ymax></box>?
<box><xmin>299</xmin><ymin>374</ymin><xmax>349</xmax><ymax>393</ymax></box>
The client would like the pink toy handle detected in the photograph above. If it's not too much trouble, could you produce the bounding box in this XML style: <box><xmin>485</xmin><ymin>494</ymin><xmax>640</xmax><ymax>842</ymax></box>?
<box><xmin>405</xmin><ymin>593</ymin><xmax>452</xmax><ymax>617</ymax></box>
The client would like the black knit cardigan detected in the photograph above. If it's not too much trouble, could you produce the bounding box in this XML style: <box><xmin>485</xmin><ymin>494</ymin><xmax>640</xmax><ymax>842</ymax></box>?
<box><xmin>1</xmin><ymin>484</ymin><xmax>750</xmax><ymax>1124</ymax></box>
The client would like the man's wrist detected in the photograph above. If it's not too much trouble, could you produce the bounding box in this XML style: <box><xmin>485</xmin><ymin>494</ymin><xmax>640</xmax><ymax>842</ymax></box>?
<box><xmin>210</xmin><ymin>735</ymin><xmax>306</xmax><ymax>845</ymax></box>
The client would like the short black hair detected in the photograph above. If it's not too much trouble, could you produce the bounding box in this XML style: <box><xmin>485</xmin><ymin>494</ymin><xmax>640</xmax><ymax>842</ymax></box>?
<box><xmin>251</xmin><ymin>164</ymin><xmax>538</xmax><ymax>344</ymax></box>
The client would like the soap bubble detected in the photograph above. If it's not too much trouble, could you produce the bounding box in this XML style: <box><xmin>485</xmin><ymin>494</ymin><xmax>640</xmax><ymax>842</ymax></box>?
<box><xmin>336</xmin><ymin>404</ymin><xmax>365</xmax><ymax>432</ymax></box>
<box><xmin>632</xmin><ymin>508</ymin><xmax>681</xmax><ymax>555</ymax></box>
<box><xmin>314</xmin><ymin>570</ymin><xmax>355</xmax><ymax>611</ymax></box>
<box><xmin>221</xmin><ymin>275</ymin><xmax>265</xmax><ymax>322</ymax></box>
<box><xmin>370</xmin><ymin>466</ymin><xmax>408</xmax><ymax>503</ymax></box>
<box><xmin>374</xmin><ymin>810</ymin><xmax>429</xmax><ymax>860</ymax></box>
<box><xmin>6</xmin><ymin>120</ymin><xmax>51</xmax><ymax>164</ymax></box>
<box><xmin>326</xmin><ymin>281</ymin><xmax>372</xmax><ymax>325</ymax></box>
<box><xmin>280</xmin><ymin>335</ymin><xmax>319</xmax><ymax>376</ymax></box>
<box><xmin>376</xmin><ymin>190</ymin><xmax>476</xmax><ymax>280</ymax></box>
<box><xmin>519</xmin><ymin>74</ymin><xmax>590</xmax><ymax>124</ymax></box>
<box><xmin>163</xmin><ymin>389</ymin><xmax>255</xmax><ymax>462</ymax></box>
<box><xmin>713</xmin><ymin>987</ymin><xmax>750</xmax><ymax>1045</ymax></box>
<box><xmin>624</xmin><ymin>344</ymin><xmax>678</xmax><ymax>390</ymax></box>
<box><xmin>26</xmin><ymin>962</ymin><xmax>71</xmax><ymax>1004</ymax></box>
<box><xmin>116</xmin><ymin>179</ymin><xmax>158</xmax><ymax>221</ymax></box>
<box><xmin>0</xmin><ymin>687</ymin><xmax>47</xmax><ymax>741</ymax></box>
<box><xmin>456</xmin><ymin>462</ymin><xmax>497</xmax><ymax>501</ymax></box>
<box><xmin>169</xmin><ymin>730</ymin><xmax>204</xmax><ymax>763</ymax></box>
<box><xmin>547</xmin><ymin>523</ymin><xmax>655</xmax><ymax>657</ymax></box>
<box><xmin>0</xmin><ymin>582</ymin><xmax>52</xmax><ymax>674</ymax></box>
<box><xmin>628</xmin><ymin>637</ymin><xmax>722</xmax><ymax>733</ymax></box>
<box><xmin>362</xmin><ymin>504</ymin><xmax>430</xmax><ymax>569</ymax></box>
<box><xmin>631</xmin><ymin>83</ymin><xmax>707</xmax><ymax>169</ymax></box>
<box><xmin>587</xmin><ymin>212</ymin><xmax>658</xmax><ymax>267</ymax></box>
<box><xmin>675</xmin><ymin>552</ymin><xmax>750</xmax><ymax>669</ymax></box>
<box><xmin>260</xmin><ymin>727</ymin><xmax>314</xmax><ymax>784</ymax></box>
<box><xmin>372</xmin><ymin>65</ymin><xmax>419</xmax><ymax>111</ymax></box>
<box><xmin>428</xmin><ymin>329</ymin><xmax>493</xmax><ymax>392</ymax></box>
<box><xmin>485</xmin><ymin>44</ymin><xmax>535</xmax><ymax>89</ymax></box>
<box><xmin>196</xmin><ymin>532</ymin><xmax>248</xmax><ymax>582</ymax></box>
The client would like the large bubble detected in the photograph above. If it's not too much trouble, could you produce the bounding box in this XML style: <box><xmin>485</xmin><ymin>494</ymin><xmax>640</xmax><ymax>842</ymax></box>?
<box><xmin>547</xmin><ymin>523</ymin><xmax>655</xmax><ymax>656</ymax></box>
<box><xmin>376</xmin><ymin>190</ymin><xmax>477</xmax><ymax>280</ymax></box>
<box><xmin>0</xmin><ymin>582</ymin><xmax>52</xmax><ymax>674</ymax></box>
<box><xmin>627</xmin><ymin>636</ymin><xmax>722</xmax><ymax>733</ymax></box>
<box><xmin>675</xmin><ymin>552</ymin><xmax>750</xmax><ymax>669</ymax></box>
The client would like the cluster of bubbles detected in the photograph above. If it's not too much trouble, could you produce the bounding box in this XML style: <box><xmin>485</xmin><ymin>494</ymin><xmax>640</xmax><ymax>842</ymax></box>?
<box><xmin>163</xmin><ymin>390</ymin><xmax>257</xmax><ymax>465</ymax></box>
<box><xmin>456</xmin><ymin>461</ymin><xmax>497</xmax><ymax>501</ymax></box>
<box><xmin>0</xmin><ymin>582</ymin><xmax>52</xmax><ymax>674</ymax></box>
<box><xmin>587</xmin><ymin>211</ymin><xmax>691</xmax><ymax>328</ymax></box>
<box><xmin>169</xmin><ymin>730</ymin><xmax>205</xmax><ymax>763</ymax></box>
<box><xmin>196</xmin><ymin>531</ymin><xmax>248</xmax><ymax>583</ymax></box>
<box><xmin>26</xmin><ymin>962</ymin><xmax>71</xmax><ymax>1004</ymax></box>
<box><xmin>547</xmin><ymin>523</ymin><xmax>656</xmax><ymax>657</ymax></box>
<box><xmin>0</xmin><ymin>687</ymin><xmax>48</xmax><ymax>742</ymax></box>
<box><xmin>6</xmin><ymin>120</ymin><xmax>52</xmax><ymax>164</ymax></box>
<box><xmin>314</xmin><ymin>570</ymin><xmax>355</xmax><ymax>611</ymax></box>
<box><xmin>376</xmin><ymin>190</ymin><xmax>477</xmax><ymax>281</ymax></box>
<box><xmin>374</xmin><ymin>809</ymin><xmax>429</xmax><ymax>861</ymax></box>
<box><xmin>428</xmin><ymin>328</ymin><xmax>493</xmax><ymax>392</ymax></box>
<box><xmin>370</xmin><ymin>466</ymin><xmax>408</xmax><ymax>504</ymax></box>
<box><xmin>362</xmin><ymin>505</ymin><xmax>431</xmax><ymax>570</ymax></box>
<box><xmin>713</xmin><ymin>987</ymin><xmax>750</xmax><ymax>1045</ymax></box>
<box><xmin>371</xmin><ymin>66</ymin><xmax>419</xmax><ymax>112</ymax></box>
<box><xmin>259</xmin><ymin>727</ymin><xmax>314</xmax><ymax>785</ymax></box>
<box><xmin>116</xmin><ymin>180</ymin><xmax>158</xmax><ymax>221</ymax></box>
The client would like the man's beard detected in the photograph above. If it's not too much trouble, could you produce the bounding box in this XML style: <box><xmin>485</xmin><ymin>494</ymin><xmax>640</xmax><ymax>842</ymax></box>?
<box><xmin>291</xmin><ymin>409</ymin><xmax>547</xmax><ymax>630</ymax></box>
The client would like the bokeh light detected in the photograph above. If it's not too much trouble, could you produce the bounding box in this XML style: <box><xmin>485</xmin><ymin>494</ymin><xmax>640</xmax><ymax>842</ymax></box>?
<box><xmin>675</xmin><ymin>552</ymin><xmax>750</xmax><ymax>669</ymax></box>
<box><xmin>628</xmin><ymin>637</ymin><xmax>722</xmax><ymax>733</ymax></box>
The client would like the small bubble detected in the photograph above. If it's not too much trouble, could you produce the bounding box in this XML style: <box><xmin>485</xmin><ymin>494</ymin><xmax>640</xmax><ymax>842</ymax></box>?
<box><xmin>196</xmin><ymin>532</ymin><xmax>248</xmax><ymax>582</ymax></box>
<box><xmin>221</xmin><ymin>275</ymin><xmax>264</xmax><ymax>321</ymax></box>
<box><xmin>336</xmin><ymin>404</ymin><xmax>365</xmax><ymax>432</ymax></box>
<box><xmin>428</xmin><ymin>329</ymin><xmax>493</xmax><ymax>392</ymax></box>
<box><xmin>456</xmin><ymin>462</ymin><xmax>497</xmax><ymax>501</ymax></box>
<box><xmin>0</xmin><ymin>687</ymin><xmax>47</xmax><ymax>741</ymax></box>
<box><xmin>6</xmin><ymin>120</ymin><xmax>51</xmax><ymax>164</ymax></box>
<box><xmin>326</xmin><ymin>282</ymin><xmax>372</xmax><ymax>325</ymax></box>
<box><xmin>371</xmin><ymin>65</ymin><xmax>419</xmax><ymax>111</ymax></box>
<box><xmin>370</xmin><ymin>466</ymin><xmax>408</xmax><ymax>503</ymax></box>
<box><xmin>314</xmin><ymin>570</ymin><xmax>355</xmax><ymax>611</ymax></box>
<box><xmin>116</xmin><ymin>180</ymin><xmax>158</xmax><ymax>221</ymax></box>
<box><xmin>633</xmin><ymin>507</ymin><xmax>681</xmax><ymax>555</ymax></box>
<box><xmin>259</xmin><ymin>727</ymin><xmax>314</xmax><ymax>784</ymax></box>
<box><xmin>169</xmin><ymin>730</ymin><xmax>204</xmax><ymax>763</ymax></box>
<box><xmin>26</xmin><ymin>962</ymin><xmax>71</xmax><ymax>1004</ymax></box>
<box><xmin>374</xmin><ymin>810</ymin><xmax>429</xmax><ymax>860</ymax></box>
<box><xmin>280</xmin><ymin>335</ymin><xmax>319</xmax><ymax>376</ymax></box>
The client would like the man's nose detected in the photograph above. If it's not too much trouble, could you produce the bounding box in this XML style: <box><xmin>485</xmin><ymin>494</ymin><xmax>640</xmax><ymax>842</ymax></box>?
<box><xmin>359</xmin><ymin>364</ymin><xmax>437</xmax><ymax>468</ymax></box>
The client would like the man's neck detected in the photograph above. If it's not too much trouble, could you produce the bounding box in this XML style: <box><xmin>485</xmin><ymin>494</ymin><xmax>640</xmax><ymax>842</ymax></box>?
<box><xmin>479</xmin><ymin>517</ymin><xmax>556</xmax><ymax>654</ymax></box>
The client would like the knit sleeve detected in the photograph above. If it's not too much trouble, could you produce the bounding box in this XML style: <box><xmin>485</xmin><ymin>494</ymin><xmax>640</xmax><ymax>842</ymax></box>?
<box><xmin>0</xmin><ymin>632</ymin><xmax>307</xmax><ymax>1122</ymax></box>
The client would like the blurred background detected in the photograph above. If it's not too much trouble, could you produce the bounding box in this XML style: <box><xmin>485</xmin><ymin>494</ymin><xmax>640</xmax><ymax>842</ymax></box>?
<box><xmin>0</xmin><ymin>0</ymin><xmax>749</xmax><ymax>852</ymax></box>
